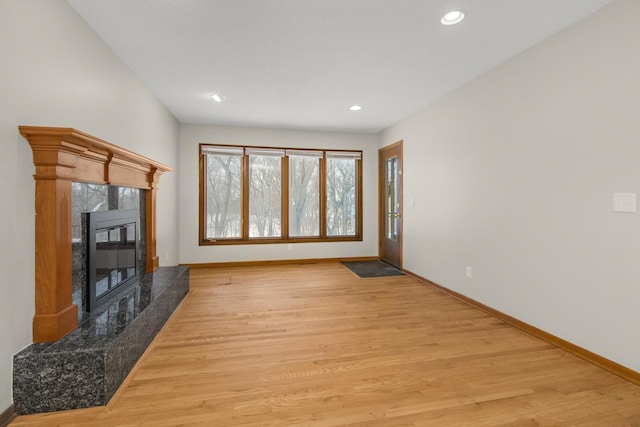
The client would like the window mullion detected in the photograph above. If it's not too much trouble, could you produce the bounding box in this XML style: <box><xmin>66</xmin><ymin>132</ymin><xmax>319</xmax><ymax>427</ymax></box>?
<box><xmin>199</xmin><ymin>153</ymin><xmax>206</xmax><ymax>243</ymax></box>
<box><xmin>282</xmin><ymin>155</ymin><xmax>289</xmax><ymax>240</ymax></box>
<box><xmin>357</xmin><ymin>157</ymin><xmax>363</xmax><ymax>238</ymax></box>
<box><xmin>242</xmin><ymin>153</ymin><xmax>250</xmax><ymax>240</ymax></box>
<box><xmin>319</xmin><ymin>154</ymin><xmax>327</xmax><ymax>239</ymax></box>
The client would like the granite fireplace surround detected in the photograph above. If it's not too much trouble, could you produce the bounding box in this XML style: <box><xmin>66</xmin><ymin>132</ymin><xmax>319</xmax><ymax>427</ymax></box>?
<box><xmin>13</xmin><ymin>127</ymin><xmax>188</xmax><ymax>414</ymax></box>
<box><xmin>13</xmin><ymin>266</ymin><xmax>189</xmax><ymax>414</ymax></box>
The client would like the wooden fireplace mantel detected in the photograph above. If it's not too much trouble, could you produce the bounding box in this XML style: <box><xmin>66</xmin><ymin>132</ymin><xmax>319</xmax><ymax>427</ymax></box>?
<box><xmin>20</xmin><ymin>126</ymin><xmax>173</xmax><ymax>343</ymax></box>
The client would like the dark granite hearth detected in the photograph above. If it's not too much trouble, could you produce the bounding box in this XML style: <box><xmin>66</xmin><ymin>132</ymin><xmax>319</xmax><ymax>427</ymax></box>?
<box><xmin>13</xmin><ymin>266</ymin><xmax>189</xmax><ymax>414</ymax></box>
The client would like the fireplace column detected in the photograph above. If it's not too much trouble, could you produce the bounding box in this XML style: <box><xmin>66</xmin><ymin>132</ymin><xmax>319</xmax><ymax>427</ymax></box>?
<box><xmin>32</xmin><ymin>148</ymin><xmax>79</xmax><ymax>342</ymax></box>
<box><xmin>146</xmin><ymin>169</ymin><xmax>161</xmax><ymax>272</ymax></box>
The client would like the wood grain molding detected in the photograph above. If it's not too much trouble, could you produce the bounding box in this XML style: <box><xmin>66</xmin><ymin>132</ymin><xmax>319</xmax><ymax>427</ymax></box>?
<box><xmin>0</xmin><ymin>404</ymin><xmax>17</xmax><ymax>427</ymax></box>
<box><xmin>403</xmin><ymin>269</ymin><xmax>640</xmax><ymax>387</ymax></box>
<box><xmin>183</xmin><ymin>256</ymin><xmax>378</xmax><ymax>269</ymax></box>
<box><xmin>145</xmin><ymin>169</ymin><xmax>163</xmax><ymax>272</ymax></box>
<box><xmin>20</xmin><ymin>126</ymin><xmax>173</xmax><ymax>343</ymax></box>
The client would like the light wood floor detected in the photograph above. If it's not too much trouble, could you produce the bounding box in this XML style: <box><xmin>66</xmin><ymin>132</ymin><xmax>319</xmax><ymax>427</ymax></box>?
<box><xmin>12</xmin><ymin>263</ymin><xmax>640</xmax><ymax>426</ymax></box>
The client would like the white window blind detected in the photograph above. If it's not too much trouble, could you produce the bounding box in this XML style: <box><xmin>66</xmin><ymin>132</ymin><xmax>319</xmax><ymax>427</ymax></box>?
<box><xmin>326</xmin><ymin>151</ymin><xmax>362</xmax><ymax>160</ymax></box>
<box><xmin>201</xmin><ymin>145</ymin><xmax>244</xmax><ymax>156</ymax></box>
<box><xmin>245</xmin><ymin>148</ymin><xmax>286</xmax><ymax>157</ymax></box>
<box><xmin>286</xmin><ymin>149</ymin><xmax>323</xmax><ymax>158</ymax></box>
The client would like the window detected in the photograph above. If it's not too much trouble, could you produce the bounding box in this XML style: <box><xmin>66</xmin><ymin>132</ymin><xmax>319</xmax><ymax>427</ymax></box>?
<box><xmin>287</xmin><ymin>150</ymin><xmax>321</xmax><ymax>237</ymax></box>
<box><xmin>247</xmin><ymin>148</ymin><xmax>283</xmax><ymax>238</ymax></box>
<box><xmin>202</xmin><ymin>145</ymin><xmax>243</xmax><ymax>239</ymax></box>
<box><xmin>326</xmin><ymin>151</ymin><xmax>360</xmax><ymax>236</ymax></box>
<box><xmin>200</xmin><ymin>145</ymin><xmax>362</xmax><ymax>244</ymax></box>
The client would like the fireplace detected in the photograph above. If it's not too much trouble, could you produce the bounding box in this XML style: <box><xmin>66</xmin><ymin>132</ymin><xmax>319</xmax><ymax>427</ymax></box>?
<box><xmin>19</xmin><ymin>126</ymin><xmax>172</xmax><ymax>342</ymax></box>
<box><xmin>14</xmin><ymin>126</ymin><xmax>189</xmax><ymax>414</ymax></box>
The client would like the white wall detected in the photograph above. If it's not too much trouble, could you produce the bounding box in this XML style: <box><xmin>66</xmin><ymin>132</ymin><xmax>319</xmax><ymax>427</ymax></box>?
<box><xmin>0</xmin><ymin>0</ymin><xmax>180</xmax><ymax>412</ymax></box>
<box><xmin>179</xmin><ymin>124</ymin><xmax>378</xmax><ymax>264</ymax></box>
<box><xmin>379</xmin><ymin>0</ymin><xmax>640</xmax><ymax>372</ymax></box>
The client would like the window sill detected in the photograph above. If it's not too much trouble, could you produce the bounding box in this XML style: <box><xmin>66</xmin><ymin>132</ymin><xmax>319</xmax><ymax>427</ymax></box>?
<box><xmin>199</xmin><ymin>236</ymin><xmax>363</xmax><ymax>246</ymax></box>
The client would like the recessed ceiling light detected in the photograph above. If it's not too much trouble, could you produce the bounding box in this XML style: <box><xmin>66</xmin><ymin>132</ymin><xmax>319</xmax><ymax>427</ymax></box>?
<box><xmin>210</xmin><ymin>93</ymin><xmax>226</xmax><ymax>103</ymax></box>
<box><xmin>441</xmin><ymin>10</ymin><xmax>465</xmax><ymax>26</ymax></box>
<box><xmin>349</xmin><ymin>105</ymin><xmax>362</xmax><ymax>111</ymax></box>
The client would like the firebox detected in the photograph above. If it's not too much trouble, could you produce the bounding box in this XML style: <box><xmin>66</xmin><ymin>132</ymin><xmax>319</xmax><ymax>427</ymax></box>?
<box><xmin>85</xmin><ymin>209</ymin><xmax>141</xmax><ymax>311</ymax></box>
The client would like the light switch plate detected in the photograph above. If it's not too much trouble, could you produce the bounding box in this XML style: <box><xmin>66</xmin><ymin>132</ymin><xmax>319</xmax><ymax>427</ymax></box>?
<box><xmin>613</xmin><ymin>193</ymin><xmax>636</xmax><ymax>213</ymax></box>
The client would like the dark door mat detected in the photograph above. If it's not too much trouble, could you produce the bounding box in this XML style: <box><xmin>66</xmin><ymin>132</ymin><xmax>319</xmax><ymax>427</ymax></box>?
<box><xmin>341</xmin><ymin>260</ymin><xmax>404</xmax><ymax>278</ymax></box>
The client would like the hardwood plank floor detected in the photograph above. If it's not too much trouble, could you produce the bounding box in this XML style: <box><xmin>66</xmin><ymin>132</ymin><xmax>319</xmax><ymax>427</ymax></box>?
<box><xmin>12</xmin><ymin>263</ymin><xmax>640</xmax><ymax>426</ymax></box>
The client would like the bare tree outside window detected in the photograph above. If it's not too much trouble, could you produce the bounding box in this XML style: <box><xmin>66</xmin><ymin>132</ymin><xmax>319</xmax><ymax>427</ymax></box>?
<box><xmin>288</xmin><ymin>154</ymin><xmax>320</xmax><ymax>237</ymax></box>
<box><xmin>200</xmin><ymin>144</ymin><xmax>361</xmax><ymax>244</ymax></box>
<box><xmin>118</xmin><ymin>186</ymin><xmax>140</xmax><ymax>210</ymax></box>
<box><xmin>326</xmin><ymin>156</ymin><xmax>356</xmax><ymax>236</ymax></box>
<box><xmin>71</xmin><ymin>183</ymin><xmax>142</xmax><ymax>243</ymax></box>
<box><xmin>205</xmin><ymin>152</ymin><xmax>242</xmax><ymax>239</ymax></box>
<box><xmin>249</xmin><ymin>153</ymin><xmax>282</xmax><ymax>237</ymax></box>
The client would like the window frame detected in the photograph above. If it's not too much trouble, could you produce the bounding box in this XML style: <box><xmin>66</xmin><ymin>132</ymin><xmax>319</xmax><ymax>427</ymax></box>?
<box><xmin>199</xmin><ymin>144</ymin><xmax>363</xmax><ymax>245</ymax></box>
<box><xmin>247</xmin><ymin>148</ymin><xmax>284</xmax><ymax>239</ymax></box>
<box><xmin>200</xmin><ymin>145</ymin><xmax>244</xmax><ymax>240</ymax></box>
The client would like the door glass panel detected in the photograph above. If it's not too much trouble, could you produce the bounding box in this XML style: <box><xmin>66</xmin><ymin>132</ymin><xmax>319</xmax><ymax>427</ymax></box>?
<box><xmin>385</xmin><ymin>156</ymin><xmax>398</xmax><ymax>240</ymax></box>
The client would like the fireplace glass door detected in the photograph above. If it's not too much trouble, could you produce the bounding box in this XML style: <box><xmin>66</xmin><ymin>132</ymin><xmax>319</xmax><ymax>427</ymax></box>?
<box><xmin>86</xmin><ymin>209</ymin><xmax>140</xmax><ymax>311</ymax></box>
<box><xmin>95</xmin><ymin>223</ymin><xmax>137</xmax><ymax>299</ymax></box>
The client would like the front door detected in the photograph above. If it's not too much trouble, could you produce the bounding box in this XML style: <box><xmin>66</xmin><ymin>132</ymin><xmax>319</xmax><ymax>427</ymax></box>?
<box><xmin>379</xmin><ymin>141</ymin><xmax>403</xmax><ymax>268</ymax></box>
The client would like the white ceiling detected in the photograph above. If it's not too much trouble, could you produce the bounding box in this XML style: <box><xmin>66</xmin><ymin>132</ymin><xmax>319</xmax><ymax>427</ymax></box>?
<box><xmin>67</xmin><ymin>0</ymin><xmax>612</xmax><ymax>133</ymax></box>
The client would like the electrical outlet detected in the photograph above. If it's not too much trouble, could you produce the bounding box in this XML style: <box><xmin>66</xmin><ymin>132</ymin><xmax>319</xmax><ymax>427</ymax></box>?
<box><xmin>613</xmin><ymin>193</ymin><xmax>636</xmax><ymax>213</ymax></box>
<box><xmin>287</xmin><ymin>244</ymin><xmax>293</xmax><ymax>251</ymax></box>
<box><xmin>466</xmin><ymin>266</ymin><xmax>472</xmax><ymax>279</ymax></box>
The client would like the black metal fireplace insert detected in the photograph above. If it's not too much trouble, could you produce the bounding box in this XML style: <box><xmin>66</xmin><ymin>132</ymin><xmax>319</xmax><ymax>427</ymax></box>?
<box><xmin>85</xmin><ymin>209</ymin><xmax>140</xmax><ymax>311</ymax></box>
